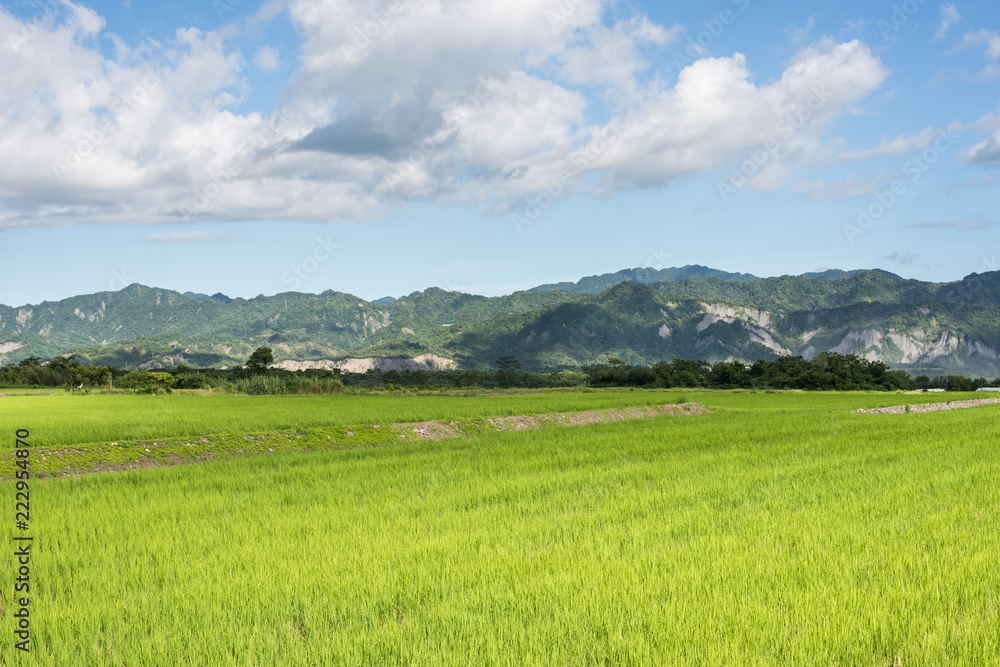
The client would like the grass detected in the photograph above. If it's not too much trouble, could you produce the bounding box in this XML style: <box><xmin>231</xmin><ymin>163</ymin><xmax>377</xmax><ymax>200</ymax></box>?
<box><xmin>1</xmin><ymin>391</ymin><xmax>998</xmax><ymax>664</ymax></box>
<box><xmin>0</xmin><ymin>391</ymin><xmax>687</xmax><ymax>449</ymax></box>
<box><xmin>0</xmin><ymin>389</ymin><xmax>982</xmax><ymax>450</ymax></box>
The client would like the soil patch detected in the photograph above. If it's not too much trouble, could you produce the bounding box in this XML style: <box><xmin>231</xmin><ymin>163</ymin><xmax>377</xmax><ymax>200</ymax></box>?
<box><xmin>851</xmin><ymin>397</ymin><xmax>1000</xmax><ymax>414</ymax></box>
<box><xmin>396</xmin><ymin>403</ymin><xmax>708</xmax><ymax>440</ymax></box>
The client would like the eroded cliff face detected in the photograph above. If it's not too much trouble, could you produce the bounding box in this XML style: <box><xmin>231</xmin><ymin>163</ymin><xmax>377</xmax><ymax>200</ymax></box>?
<box><xmin>685</xmin><ymin>302</ymin><xmax>1000</xmax><ymax>375</ymax></box>
<box><xmin>271</xmin><ymin>355</ymin><xmax>458</xmax><ymax>373</ymax></box>
<box><xmin>687</xmin><ymin>303</ymin><xmax>792</xmax><ymax>358</ymax></box>
<box><xmin>817</xmin><ymin>328</ymin><xmax>999</xmax><ymax>370</ymax></box>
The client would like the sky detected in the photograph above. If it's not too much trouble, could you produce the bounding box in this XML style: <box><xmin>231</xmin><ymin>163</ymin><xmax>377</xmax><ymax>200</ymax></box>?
<box><xmin>0</xmin><ymin>0</ymin><xmax>998</xmax><ymax>307</ymax></box>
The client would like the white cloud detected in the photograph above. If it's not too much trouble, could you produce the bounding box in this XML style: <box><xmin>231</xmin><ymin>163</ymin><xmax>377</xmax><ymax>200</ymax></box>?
<box><xmin>948</xmin><ymin>28</ymin><xmax>1000</xmax><ymax>80</ymax></box>
<box><xmin>959</xmin><ymin>28</ymin><xmax>1000</xmax><ymax>60</ymax></box>
<box><xmin>836</xmin><ymin>126</ymin><xmax>938</xmax><ymax>161</ymax></box>
<box><xmin>966</xmin><ymin>132</ymin><xmax>1000</xmax><ymax>163</ymax></box>
<box><xmin>965</xmin><ymin>111</ymin><xmax>1000</xmax><ymax>164</ymax></box>
<box><xmin>592</xmin><ymin>40</ymin><xmax>888</xmax><ymax>193</ymax></box>
<box><xmin>935</xmin><ymin>3</ymin><xmax>960</xmax><ymax>40</ymax></box>
<box><xmin>786</xmin><ymin>15</ymin><xmax>816</xmax><ymax>46</ymax></box>
<box><xmin>0</xmin><ymin>2</ymin><xmax>891</xmax><ymax>228</ymax></box>
<box><xmin>253</xmin><ymin>45</ymin><xmax>280</xmax><ymax>71</ymax></box>
<box><xmin>559</xmin><ymin>17</ymin><xmax>681</xmax><ymax>94</ymax></box>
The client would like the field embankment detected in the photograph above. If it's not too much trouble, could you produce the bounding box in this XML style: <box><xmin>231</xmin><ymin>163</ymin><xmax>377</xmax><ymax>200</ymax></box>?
<box><xmin>0</xmin><ymin>402</ymin><xmax>707</xmax><ymax>478</ymax></box>
<box><xmin>852</xmin><ymin>396</ymin><xmax>1000</xmax><ymax>414</ymax></box>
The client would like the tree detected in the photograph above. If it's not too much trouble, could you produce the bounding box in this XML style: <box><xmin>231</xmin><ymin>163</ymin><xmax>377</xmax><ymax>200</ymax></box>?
<box><xmin>246</xmin><ymin>347</ymin><xmax>274</xmax><ymax>374</ymax></box>
<box><xmin>144</xmin><ymin>372</ymin><xmax>177</xmax><ymax>394</ymax></box>
<box><xmin>77</xmin><ymin>365</ymin><xmax>112</xmax><ymax>392</ymax></box>
<box><xmin>496</xmin><ymin>355</ymin><xmax>521</xmax><ymax>388</ymax></box>
<box><xmin>47</xmin><ymin>355</ymin><xmax>78</xmax><ymax>372</ymax></box>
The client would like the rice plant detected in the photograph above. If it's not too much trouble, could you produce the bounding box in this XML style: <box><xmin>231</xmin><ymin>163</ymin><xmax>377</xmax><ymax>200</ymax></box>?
<box><xmin>2</xmin><ymin>391</ymin><xmax>998</xmax><ymax>664</ymax></box>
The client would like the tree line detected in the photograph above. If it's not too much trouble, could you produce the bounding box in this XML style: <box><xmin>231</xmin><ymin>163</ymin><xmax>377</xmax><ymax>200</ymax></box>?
<box><xmin>0</xmin><ymin>353</ymin><xmax>343</xmax><ymax>395</ymax></box>
<box><xmin>2</xmin><ymin>349</ymin><xmax>998</xmax><ymax>394</ymax></box>
<box><xmin>583</xmin><ymin>354</ymin><xmax>1000</xmax><ymax>391</ymax></box>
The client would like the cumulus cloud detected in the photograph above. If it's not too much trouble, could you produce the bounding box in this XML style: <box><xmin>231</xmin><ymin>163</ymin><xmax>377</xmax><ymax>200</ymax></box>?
<box><xmin>0</xmin><ymin>1</ymin><xmax>891</xmax><ymax>228</ymax></box>
<box><xmin>558</xmin><ymin>17</ymin><xmax>681</xmax><ymax>93</ymax></box>
<box><xmin>607</xmin><ymin>40</ymin><xmax>888</xmax><ymax>195</ymax></box>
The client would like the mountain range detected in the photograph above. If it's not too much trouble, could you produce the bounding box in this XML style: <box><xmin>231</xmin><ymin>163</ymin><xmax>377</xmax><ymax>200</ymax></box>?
<box><xmin>2</xmin><ymin>267</ymin><xmax>999</xmax><ymax>377</ymax></box>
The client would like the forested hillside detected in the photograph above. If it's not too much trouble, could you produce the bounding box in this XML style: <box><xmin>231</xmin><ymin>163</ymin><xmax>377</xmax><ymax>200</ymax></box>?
<box><xmin>2</xmin><ymin>269</ymin><xmax>999</xmax><ymax>377</ymax></box>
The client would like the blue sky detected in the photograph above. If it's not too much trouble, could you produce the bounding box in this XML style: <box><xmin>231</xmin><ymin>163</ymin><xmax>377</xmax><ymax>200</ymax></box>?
<box><xmin>0</xmin><ymin>0</ymin><xmax>998</xmax><ymax>306</ymax></box>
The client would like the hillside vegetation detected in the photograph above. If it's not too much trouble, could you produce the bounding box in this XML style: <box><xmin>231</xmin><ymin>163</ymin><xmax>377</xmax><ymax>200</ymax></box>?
<box><xmin>2</xmin><ymin>269</ymin><xmax>1000</xmax><ymax>376</ymax></box>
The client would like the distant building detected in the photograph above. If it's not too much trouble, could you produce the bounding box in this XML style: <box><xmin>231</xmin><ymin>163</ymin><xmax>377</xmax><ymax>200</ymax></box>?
<box><xmin>922</xmin><ymin>388</ymin><xmax>946</xmax><ymax>392</ymax></box>
<box><xmin>975</xmin><ymin>387</ymin><xmax>1000</xmax><ymax>392</ymax></box>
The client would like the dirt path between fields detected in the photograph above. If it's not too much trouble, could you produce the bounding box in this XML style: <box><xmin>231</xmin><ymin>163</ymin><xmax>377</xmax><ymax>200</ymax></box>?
<box><xmin>398</xmin><ymin>403</ymin><xmax>709</xmax><ymax>440</ymax></box>
<box><xmin>851</xmin><ymin>397</ymin><xmax>1000</xmax><ymax>414</ymax></box>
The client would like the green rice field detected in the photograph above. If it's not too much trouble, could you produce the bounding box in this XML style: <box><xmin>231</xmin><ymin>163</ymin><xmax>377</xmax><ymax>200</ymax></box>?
<box><xmin>2</xmin><ymin>390</ymin><xmax>999</xmax><ymax>664</ymax></box>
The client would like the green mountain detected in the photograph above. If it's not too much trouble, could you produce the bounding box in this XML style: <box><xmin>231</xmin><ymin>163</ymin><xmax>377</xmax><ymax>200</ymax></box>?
<box><xmin>2</xmin><ymin>270</ymin><xmax>999</xmax><ymax>377</ymax></box>
<box><xmin>526</xmin><ymin>265</ymin><xmax>899</xmax><ymax>294</ymax></box>
<box><xmin>528</xmin><ymin>265</ymin><xmax>759</xmax><ymax>293</ymax></box>
<box><xmin>0</xmin><ymin>283</ymin><xmax>586</xmax><ymax>370</ymax></box>
<box><xmin>354</xmin><ymin>274</ymin><xmax>1000</xmax><ymax>376</ymax></box>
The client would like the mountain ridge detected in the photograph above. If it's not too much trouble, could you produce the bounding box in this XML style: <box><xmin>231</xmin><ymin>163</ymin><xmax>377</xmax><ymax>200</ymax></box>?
<box><xmin>527</xmin><ymin>266</ymin><xmax>901</xmax><ymax>294</ymax></box>
<box><xmin>2</xmin><ymin>269</ymin><xmax>998</xmax><ymax>377</ymax></box>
